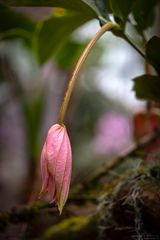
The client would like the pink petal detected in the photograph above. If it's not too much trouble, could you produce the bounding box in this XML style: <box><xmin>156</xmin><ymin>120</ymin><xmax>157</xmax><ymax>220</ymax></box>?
<box><xmin>39</xmin><ymin>143</ymin><xmax>49</xmax><ymax>197</ymax></box>
<box><xmin>46</xmin><ymin>124</ymin><xmax>65</xmax><ymax>177</ymax></box>
<box><xmin>58</xmin><ymin>135</ymin><xmax>72</xmax><ymax>213</ymax></box>
<box><xmin>54</xmin><ymin>128</ymin><xmax>72</xmax><ymax>213</ymax></box>
<box><xmin>48</xmin><ymin>175</ymin><xmax>56</xmax><ymax>202</ymax></box>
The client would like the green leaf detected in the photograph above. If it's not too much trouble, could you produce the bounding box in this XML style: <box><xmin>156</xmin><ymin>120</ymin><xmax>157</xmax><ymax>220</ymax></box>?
<box><xmin>0</xmin><ymin>5</ymin><xmax>35</xmax><ymax>41</ymax></box>
<box><xmin>146</xmin><ymin>36</ymin><xmax>160</xmax><ymax>75</ymax></box>
<box><xmin>109</xmin><ymin>0</ymin><xmax>134</xmax><ymax>24</ymax></box>
<box><xmin>55</xmin><ymin>38</ymin><xmax>86</xmax><ymax>69</ymax></box>
<box><xmin>34</xmin><ymin>12</ymin><xmax>93</xmax><ymax>64</ymax></box>
<box><xmin>133</xmin><ymin>74</ymin><xmax>160</xmax><ymax>102</ymax></box>
<box><xmin>132</xmin><ymin>0</ymin><xmax>159</xmax><ymax>30</ymax></box>
<box><xmin>6</xmin><ymin>0</ymin><xmax>97</xmax><ymax>18</ymax></box>
<box><xmin>82</xmin><ymin>0</ymin><xmax>109</xmax><ymax>22</ymax></box>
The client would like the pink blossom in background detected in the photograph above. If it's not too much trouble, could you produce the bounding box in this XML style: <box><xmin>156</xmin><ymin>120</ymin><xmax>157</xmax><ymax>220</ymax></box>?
<box><xmin>92</xmin><ymin>112</ymin><xmax>132</xmax><ymax>155</ymax></box>
<box><xmin>39</xmin><ymin>124</ymin><xmax>72</xmax><ymax>214</ymax></box>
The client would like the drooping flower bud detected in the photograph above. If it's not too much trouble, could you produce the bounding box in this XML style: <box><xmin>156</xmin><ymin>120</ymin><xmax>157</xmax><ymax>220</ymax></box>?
<box><xmin>39</xmin><ymin>124</ymin><xmax>72</xmax><ymax>214</ymax></box>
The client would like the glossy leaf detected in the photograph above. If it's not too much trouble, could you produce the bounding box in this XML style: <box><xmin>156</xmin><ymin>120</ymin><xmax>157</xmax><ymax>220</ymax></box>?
<box><xmin>132</xmin><ymin>0</ymin><xmax>159</xmax><ymax>30</ymax></box>
<box><xmin>6</xmin><ymin>0</ymin><xmax>97</xmax><ymax>18</ymax></box>
<box><xmin>34</xmin><ymin>12</ymin><xmax>93</xmax><ymax>64</ymax></box>
<box><xmin>133</xmin><ymin>74</ymin><xmax>160</xmax><ymax>102</ymax></box>
<box><xmin>109</xmin><ymin>0</ymin><xmax>134</xmax><ymax>24</ymax></box>
<box><xmin>146</xmin><ymin>36</ymin><xmax>160</xmax><ymax>75</ymax></box>
<box><xmin>82</xmin><ymin>0</ymin><xmax>109</xmax><ymax>22</ymax></box>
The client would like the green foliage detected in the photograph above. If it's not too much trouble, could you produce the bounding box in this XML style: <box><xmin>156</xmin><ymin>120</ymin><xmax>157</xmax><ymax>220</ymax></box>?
<box><xmin>146</xmin><ymin>36</ymin><xmax>160</xmax><ymax>75</ymax></box>
<box><xmin>3</xmin><ymin>0</ymin><xmax>160</xmax><ymax>66</ymax></box>
<box><xmin>0</xmin><ymin>5</ymin><xmax>35</xmax><ymax>42</ymax></box>
<box><xmin>133</xmin><ymin>74</ymin><xmax>160</xmax><ymax>102</ymax></box>
<box><xmin>82</xmin><ymin>0</ymin><xmax>109</xmax><ymax>22</ymax></box>
<box><xmin>109</xmin><ymin>0</ymin><xmax>134</xmax><ymax>26</ymax></box>
<box><xmin>34</xmin><ymin>11</ymin><xmax>92</xmax><ymax>64</ymax></box>
<box><xmin>109</xmin><ymin>0</ymin><xmax>159</xmax><ymax>30</ymax></box>
<box><xmin>1</xmin><ymin>1</ymin><xmax>98</xmax><ymax>64</ymax></box>
<box><xmin>132</xmin><ymin>0</ymin><xmax>159</xmax><ymax>30</ymax></box>
<box><xmin>6</xmin><ymin>0</ymin><xmax>97</xmax><ymax>17</ymax></box>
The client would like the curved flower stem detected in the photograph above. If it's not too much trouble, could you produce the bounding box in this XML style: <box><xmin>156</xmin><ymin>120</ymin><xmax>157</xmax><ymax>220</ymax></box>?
<box><xmin>58</xmin><ymin>22</ymin><xmax>120</xmax><ymax>124</ymax></box>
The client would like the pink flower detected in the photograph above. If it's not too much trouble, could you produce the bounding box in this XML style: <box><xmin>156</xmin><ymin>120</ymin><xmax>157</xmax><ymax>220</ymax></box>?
<box><xmin>39</xmin><ymin>124</ymin><xmax>72</xmax><ymax>214</ymax></box>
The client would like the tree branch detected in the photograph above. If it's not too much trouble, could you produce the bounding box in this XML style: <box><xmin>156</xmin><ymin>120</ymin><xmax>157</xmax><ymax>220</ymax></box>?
<box><xmin>76</xmin><ymin>128</ymin><xmax>160</xmax><ymax>192</ymax></box>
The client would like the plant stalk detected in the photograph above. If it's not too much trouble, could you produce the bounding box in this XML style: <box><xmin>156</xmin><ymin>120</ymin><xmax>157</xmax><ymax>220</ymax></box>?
<box><xmin>58</xmin><ymin>22</ymin><xmax>120</xmax><ymax>124</ymax></box>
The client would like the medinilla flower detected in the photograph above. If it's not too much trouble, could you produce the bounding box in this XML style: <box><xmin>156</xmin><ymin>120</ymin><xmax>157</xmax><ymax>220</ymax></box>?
<box><xmin>39</xmin><ymin>124</ymin><xmax>72</xmax><ymax>214</ymax></box>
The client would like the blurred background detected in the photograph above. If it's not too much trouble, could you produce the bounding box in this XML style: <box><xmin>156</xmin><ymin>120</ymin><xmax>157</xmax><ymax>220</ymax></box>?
<box><xmin>0</xmin><ymin>5</ymin><xmax>159</xmax><ymax>214</ymax></box>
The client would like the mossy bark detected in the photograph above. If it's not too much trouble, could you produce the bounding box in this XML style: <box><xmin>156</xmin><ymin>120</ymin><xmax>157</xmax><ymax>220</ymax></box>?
<box><xmin>99</xmin><ymin>168</ymin><xmax>160</xmax><ymax>240</ymax></box>
<box><xmin>40</xmin><ymin>216</ymin><xmax>98</xmax><ymax>240</ymax></box>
